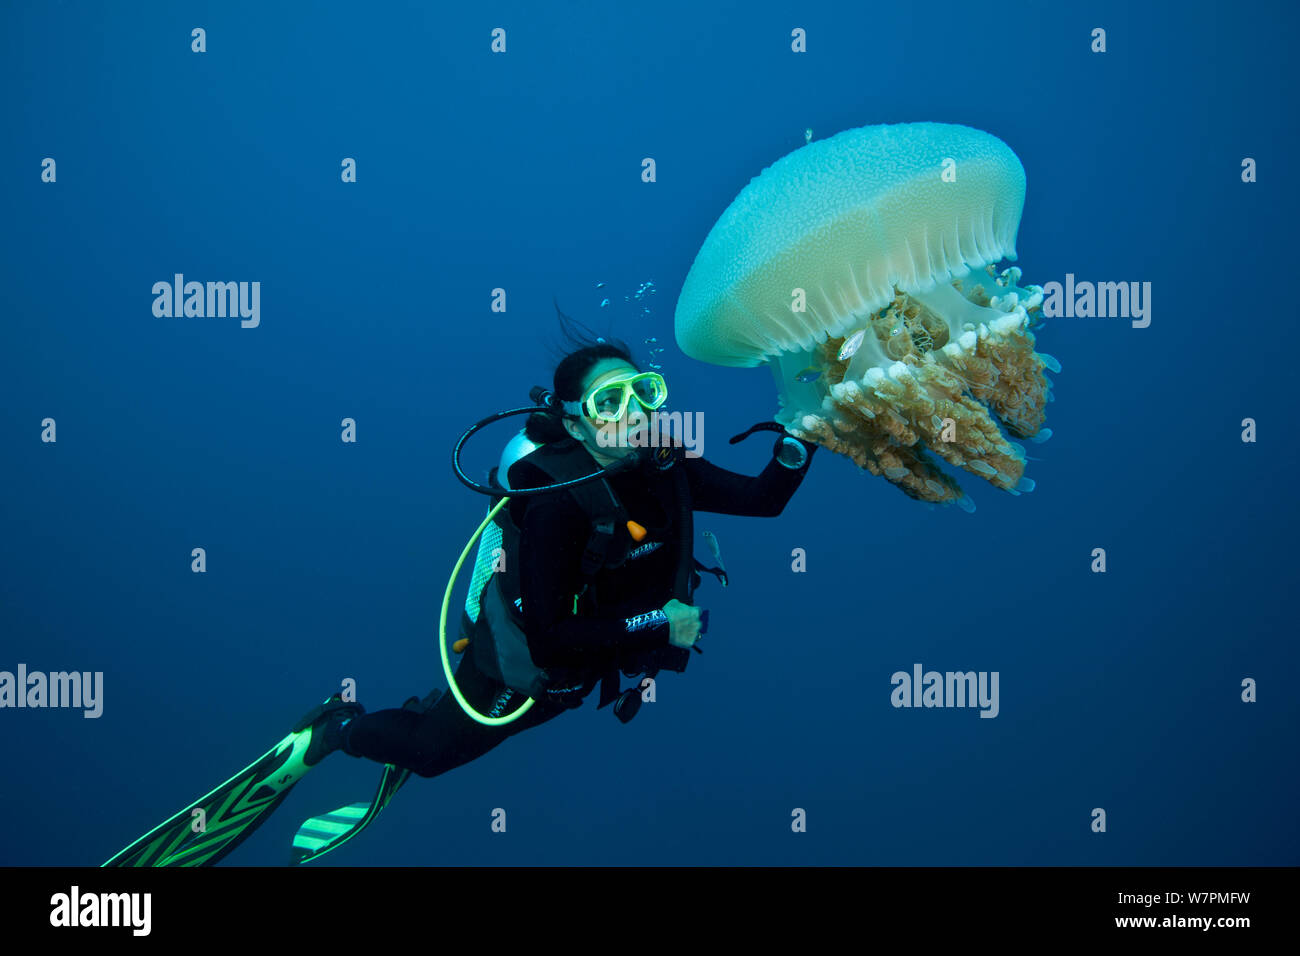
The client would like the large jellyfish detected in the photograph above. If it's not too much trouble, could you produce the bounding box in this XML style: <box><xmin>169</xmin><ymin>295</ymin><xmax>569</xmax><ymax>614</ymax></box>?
<box><xmin>674</xmin><ymin>122</ymin><xmax>1057</xmax><ymax>510</ymax></box>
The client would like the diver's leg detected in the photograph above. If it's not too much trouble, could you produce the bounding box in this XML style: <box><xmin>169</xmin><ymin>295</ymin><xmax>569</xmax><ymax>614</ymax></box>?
<box><xmin>342</xmin><ymin>651</ymin><xmax>565</xmax><ymax>778</ymax></box>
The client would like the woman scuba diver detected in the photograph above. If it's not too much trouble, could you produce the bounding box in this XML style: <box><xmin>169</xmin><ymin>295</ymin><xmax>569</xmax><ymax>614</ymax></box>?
<box><xmin>102</xmin><ymin>311</ymin><xmax>817</xmax><ymax>867</ymax></box>
<box><xmin>312</xmin><ymin>318</ymin><xmax>817</xmax><ymax>771</ymax></box>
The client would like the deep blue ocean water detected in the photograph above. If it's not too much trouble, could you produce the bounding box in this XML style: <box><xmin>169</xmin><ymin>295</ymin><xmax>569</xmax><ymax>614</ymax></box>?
<box><xmin>2</xmin><ymin>0</ymin><xmax>1296</xmax><ymax>866</ymax></box>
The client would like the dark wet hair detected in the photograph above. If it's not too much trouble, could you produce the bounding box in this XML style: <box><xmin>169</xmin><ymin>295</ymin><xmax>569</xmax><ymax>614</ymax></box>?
<box><xmin>525</xmin><ymin>300</ymin><xmax>640</xmax><ymax>444</ymax></box>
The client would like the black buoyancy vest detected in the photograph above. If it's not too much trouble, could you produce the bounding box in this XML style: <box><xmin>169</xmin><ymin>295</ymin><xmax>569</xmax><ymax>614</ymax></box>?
<box><xmin>466</xmin><ymin>440</ymin><xmax>700</xmax><ymax>710</ymax></box>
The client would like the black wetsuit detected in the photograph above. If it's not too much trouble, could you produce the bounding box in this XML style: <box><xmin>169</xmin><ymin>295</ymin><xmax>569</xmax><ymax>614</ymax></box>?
<box><xmin>341</xmin><ymin>440</ymin><xmax>813</xmax><ymax>778</ymax></box>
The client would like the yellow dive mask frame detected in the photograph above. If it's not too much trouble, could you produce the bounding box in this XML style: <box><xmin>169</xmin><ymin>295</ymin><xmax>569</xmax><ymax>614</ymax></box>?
<box><xmin>563</xmin><ymin>371</ymin><xmax>668</xmax><ymax>422</ymax></box>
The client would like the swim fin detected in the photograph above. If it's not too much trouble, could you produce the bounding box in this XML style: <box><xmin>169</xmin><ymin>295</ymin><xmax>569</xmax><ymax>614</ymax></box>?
<box><xmin>102</xmin><ymin>695</ymin><xmax>357</xmax><ymax>867</ymax></box>
<box><xmin>289</xmin><ymin>689</ymin><xmax>440</xmax><ymax>865</ymax></box>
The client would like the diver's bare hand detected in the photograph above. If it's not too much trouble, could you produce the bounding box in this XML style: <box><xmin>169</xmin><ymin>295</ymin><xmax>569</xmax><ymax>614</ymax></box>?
<box><xmin>663</xmin><ymin>599</ymin><xmax>702</xmax><ymax>648</ymax></box>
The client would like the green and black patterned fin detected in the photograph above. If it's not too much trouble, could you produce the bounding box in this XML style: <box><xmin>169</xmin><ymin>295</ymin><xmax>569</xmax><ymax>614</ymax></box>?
<box><xmin>102</xmin><ymin>697</ymin><xmax>345</xmax><ymax>867</ymax></box>
<box><xmin>289</xmin><ymin>689</ymin><xmax>439</xmax><ymax>865</ymax></box>
<box><xmin>289</xmin><ymin>762</ymin><xmax>412</xmax><ymax>865</ymax></box>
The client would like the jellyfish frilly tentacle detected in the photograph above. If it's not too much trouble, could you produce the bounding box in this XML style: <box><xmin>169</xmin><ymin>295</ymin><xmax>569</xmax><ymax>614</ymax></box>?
<box><xmin>674</xmin><ymin>122</ymin><xmax>1055</xmax><ymax>508</ymax></box>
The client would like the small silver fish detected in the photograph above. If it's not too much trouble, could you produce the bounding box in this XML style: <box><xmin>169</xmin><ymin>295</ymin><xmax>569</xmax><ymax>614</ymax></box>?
<box><xmin>794</xmin><ymin>367</ymin><xmax>822</xmax><ymax>384</ymax></box>
<box><xmin>837</xmin><ymin>329</ymin><xmax>867</xmax><ymax>362</ymax></box>
<box><xmin>702</xmin><ymin>531</ymin><xmax>728</xmax><ymax>586</ymax></box>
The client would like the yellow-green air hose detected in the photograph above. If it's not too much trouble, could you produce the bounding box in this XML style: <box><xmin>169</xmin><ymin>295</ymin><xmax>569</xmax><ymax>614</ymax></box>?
<box><xmin>439</xmin><ymin>497</ymin><xmax>535</xmax><ymax>726</ymax></box>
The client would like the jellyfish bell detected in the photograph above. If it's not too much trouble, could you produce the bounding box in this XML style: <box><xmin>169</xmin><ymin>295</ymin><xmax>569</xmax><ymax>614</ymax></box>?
<box><xmin>674</xmin><ymin>121</ymin><xmax>1056</xmax><ymax>507</ymax></box>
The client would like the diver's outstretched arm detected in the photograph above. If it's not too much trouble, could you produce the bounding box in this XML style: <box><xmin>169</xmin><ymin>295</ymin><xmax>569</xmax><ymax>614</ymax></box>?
<box><xmin>682</xmin><ymin>422</ymin><xmax>816</xmax><ymax>517</ymax></box>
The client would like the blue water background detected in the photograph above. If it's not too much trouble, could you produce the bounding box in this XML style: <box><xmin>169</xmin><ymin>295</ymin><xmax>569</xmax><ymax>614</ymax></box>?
<box><xmin>1</xmin><ymin>0</ymin><xmax>1296</xmax><ymax>865</ymax></box>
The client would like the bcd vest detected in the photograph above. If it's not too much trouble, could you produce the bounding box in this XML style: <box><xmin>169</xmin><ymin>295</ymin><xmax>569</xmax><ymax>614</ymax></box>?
<box><xmin>461</xmin><ymin>440</ymin><xmax>716</xmax><ymax>716</ymax></box>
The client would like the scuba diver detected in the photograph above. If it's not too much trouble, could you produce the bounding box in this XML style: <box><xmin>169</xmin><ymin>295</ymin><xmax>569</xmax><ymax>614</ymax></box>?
<box><xmin>103</xmin><ymin>312</ymin><xmax>817</xmax><ymax>867</ymax></box>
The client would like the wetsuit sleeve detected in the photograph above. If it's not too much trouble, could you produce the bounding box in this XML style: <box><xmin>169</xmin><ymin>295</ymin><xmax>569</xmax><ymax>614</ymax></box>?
<box><xmin>683</xmin><ymin>448</ymin><xmax>813</xmax><ymax>517</ymax></box>
<box><xmin>509</xmin><ymin>460</ymin><xmax>672</xmax><ymax>670</ymax></box>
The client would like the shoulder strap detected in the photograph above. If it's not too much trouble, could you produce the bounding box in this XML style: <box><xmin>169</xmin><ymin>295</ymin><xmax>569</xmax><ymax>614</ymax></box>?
<box><xmin>507</xmin><ymin>441</ymin><xmax>701</xmax><ymax>600</ymax></box>
<box><xmin>668</xmin><ymin>447</ymin><xmax>696</xmax><ymax>603</ymax></box>
<box><xmin>512</xmin><ymin>442</ymin><xmax>631</xmax><ymax>586</ymax></box>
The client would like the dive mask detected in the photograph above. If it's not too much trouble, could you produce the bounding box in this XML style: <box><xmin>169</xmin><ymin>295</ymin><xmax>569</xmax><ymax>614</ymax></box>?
<box><xmin>562</xmin><ymin>371</ymin><xmax>668</xmax><ymax>423</ymax></box>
